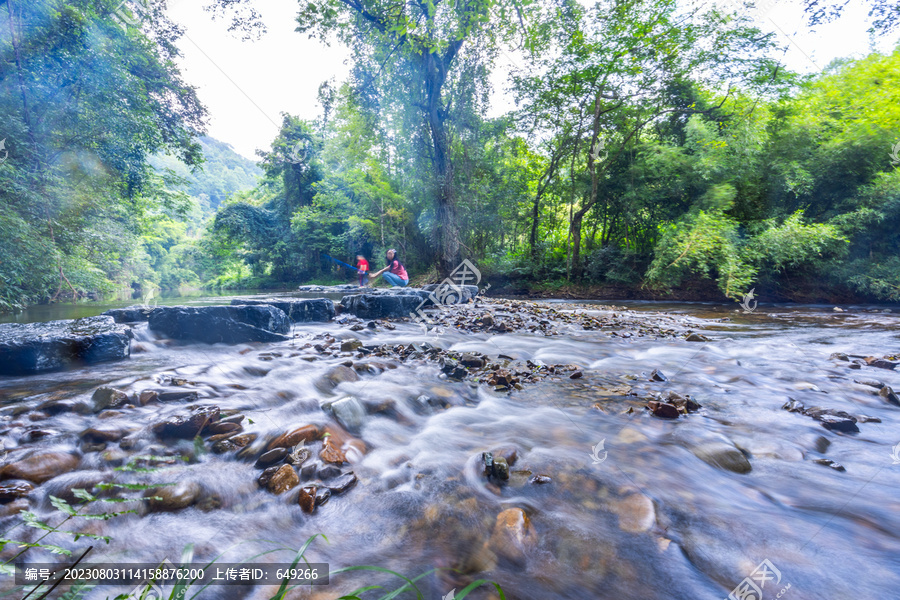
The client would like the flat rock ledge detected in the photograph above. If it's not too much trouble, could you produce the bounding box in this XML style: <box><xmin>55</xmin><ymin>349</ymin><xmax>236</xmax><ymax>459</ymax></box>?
<box><xmin>0</xmin><ymin>315</ymin><xmax>132</xmax><ymax>375</ymax></box>
<box><xmin>229</xmin><ymin>298</ymin><xmax>335</xmax><ymax>323</ymax></box>
<box><xmin>148</xmin><ymin>305</ymin><xmax>291</xmax><ymax>344</ymax></box>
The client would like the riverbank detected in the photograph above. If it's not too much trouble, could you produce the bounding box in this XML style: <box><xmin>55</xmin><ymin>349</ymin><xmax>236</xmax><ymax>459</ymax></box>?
<box><xmin>1</xmin><ymin>292</ymin><xmax>899</xmax><ymax>599</ymax></box>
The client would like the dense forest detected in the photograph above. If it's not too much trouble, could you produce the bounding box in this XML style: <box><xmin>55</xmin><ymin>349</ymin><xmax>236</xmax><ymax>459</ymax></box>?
<box><xmin>2</xmin><ymin>0</ymin><xmax>900</xmax><ymax>311</ymax></box>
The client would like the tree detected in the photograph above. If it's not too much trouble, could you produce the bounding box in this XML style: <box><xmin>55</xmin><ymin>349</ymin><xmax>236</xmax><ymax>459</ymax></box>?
<box><xmin>212</xmin><ymin>0</ymin><xmax>531</xmax><ymax>276</ymax></box>
<box><xmin>512</xmin><ymin>0</ymin><xmax>785</xmax><ymax>279</ymax></box>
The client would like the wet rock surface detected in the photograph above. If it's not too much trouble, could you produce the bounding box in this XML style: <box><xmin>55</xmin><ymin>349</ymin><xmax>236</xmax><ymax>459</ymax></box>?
<box><xmin>229</xmin><ymin>298</ymin><xmax>335</xmax><ymax>323</ymax></box>
<box><xmin>148</xmin><ymin>305</ymin><xmax>291</xmax><ymax>343</ymax></box>
<box><xmin>0</xmin><ymin>315</ymin><xmax>131</xmax><ymax>375</ymax></box>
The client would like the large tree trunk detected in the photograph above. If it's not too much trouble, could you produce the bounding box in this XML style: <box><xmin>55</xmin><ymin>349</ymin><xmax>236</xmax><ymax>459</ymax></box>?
<box><xmin>570</xmin><ymin>94</ymin><xmax>603</xmax><ymax>280</ymax></box>
<box><xmin>424</xmin><ymin>49</ymin><xmax>462</xmax><ymax>278</ymax></box>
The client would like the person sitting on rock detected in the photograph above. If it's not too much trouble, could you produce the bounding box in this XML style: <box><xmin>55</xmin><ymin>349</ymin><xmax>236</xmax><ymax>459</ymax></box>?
<box><xmin>371</xmin><ymin>249</ymin><xmax>409</xmax><ymax>287</ymax></box>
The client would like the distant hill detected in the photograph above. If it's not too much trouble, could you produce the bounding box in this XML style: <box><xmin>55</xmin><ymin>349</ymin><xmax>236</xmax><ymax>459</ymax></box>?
<box><xmin>150</xmin><ymin>136</ymin><xmax>262</xmax><ymax>214</ymax></box>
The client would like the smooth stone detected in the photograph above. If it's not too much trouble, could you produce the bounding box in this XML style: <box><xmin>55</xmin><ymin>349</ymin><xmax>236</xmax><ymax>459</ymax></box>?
<box><xmin>487</xmin><ymin>508</ymin><xmax>537</xmax><ymax>567</ymax></box>
<box><xmin>614</xmin><ymin>493</ymin><xmax>656</xmax><ymax>533</ymax></box>
<box><xmin>315</xmin><ymin>366</ymin><xmax>360</xmax><ymax>393</ymax></box>
<box><xmin>1</xmin><ymin>452</ymin><xmax>80</xmax><ymax>484</ymax></box>
<box><xmin>340</xmin><ymin>339</ymin><xmax>362</xmax><ymax>352</ymax></box>
<box><xmin>327</xmin><ymin>473</ymin><xmax>358</xmax><ymax>495</ymax></box>
<box><xmin>255</xmin><ymin>448</ymin><xmax>288</xmax><ymax>469</ymax></box>
<box><xmin>298</xmin><ymin>485</ymin><xmax>318</xmax><ymax>513</ymax></box>
<box><xmin>267</xmin><ymin>425</ymin><xmax>321</xmax><ymax>451</ymax></box>
<box><xmin>145</xmin><ymin>481</ymin><xmax>201</xmax><ymax>512</ymax></box>
<box><xmin>91</xmin><ymin>387</ymin><xmax>129</xmax><ymax>412</ymax></box>
<box><xmin>324</xmin><ymin>397</ymin><xmax>366</xmax><ymax>434</ymax></box>
<box><xmin>691</xmin><ymin>442</ymin><xmax>752</xmax><ymax>474</ymax></box>
<box><xmin>261</xmin><ymin>464</ymin><xmax>299</xmax><ymax>495</ymax></box>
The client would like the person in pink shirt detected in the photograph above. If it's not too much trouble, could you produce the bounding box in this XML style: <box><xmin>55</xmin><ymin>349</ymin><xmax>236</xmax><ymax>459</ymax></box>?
<box><xmin>371</xmin><ymin>248</ymin><xmax>409</xmax><ymax>287</ymax></box>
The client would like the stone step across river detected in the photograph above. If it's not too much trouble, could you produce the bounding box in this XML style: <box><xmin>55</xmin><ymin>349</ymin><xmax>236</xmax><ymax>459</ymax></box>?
<box><xmin>339</xmin><ymin>285</ymin><xmax>480</xmax><ymax>319</ymax></box>
<box><xmin>227</xmin><ymin>298</ymin><xmax>335</xmax><ymax>323</ymax></box>
<box><xmin>146</xmin><ymin>305</ymin><xmax>292</xmax><ymax>344</ymax></box>
<box><xmin>0</xmin><ymin>315</ymin><xmax>132</xmax><ymax>375</ymax></box>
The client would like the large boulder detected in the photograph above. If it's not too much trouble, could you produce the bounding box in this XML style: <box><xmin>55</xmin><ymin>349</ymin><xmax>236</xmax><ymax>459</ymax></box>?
<box><xmin>102</xmin><ymin>305</ymin><xmax>154</xmax><ymax>323</ymax></box>
<box><xmin>0</xmin><ymin>316</ymin><xmax>131</xmax><ymax>375</ymax></box>
<box><xmin>229</xmin><ymin>298</ymin><xmax>335</xmax><ymax>323</ymax></box>
<box><xmin>148</xmin><ymin>305</ymin><xmax>290</xmax><ymax>343</ymax></box>
<box><xmin>339</xmin><ymin>294</ymin><xmax>424</xmax><ymax>319</ymax></box>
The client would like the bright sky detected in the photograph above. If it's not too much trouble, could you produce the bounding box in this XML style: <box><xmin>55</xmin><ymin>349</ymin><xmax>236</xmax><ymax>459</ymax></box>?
<box><xmin>165</xmin><ymin>0</ymin><xmax>898</xmax><ymax>160</ymax></box>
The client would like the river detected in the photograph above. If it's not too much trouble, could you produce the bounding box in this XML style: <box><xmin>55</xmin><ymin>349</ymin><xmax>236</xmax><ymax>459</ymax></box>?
<box><xmin>1</xmin><ymin>291</ymin><xmax>898</xmax><ymax>600</ymax></box>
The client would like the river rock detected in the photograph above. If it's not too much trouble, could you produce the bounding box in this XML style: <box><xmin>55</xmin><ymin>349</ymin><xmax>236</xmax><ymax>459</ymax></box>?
<box><xmin>145</xmin><ymin>481</ymin><xmax>201</xmax><ymax>512</ymax></box>
<box><xmin>91</xmin><ymin>387</ymin><xmax>129</xmax><ymax>412</ymax></box>
<box><xmin>320</xmin><ymin>437</ymin><xmax>346</xmax><ymax>465</ymax></box>
<box><xmin>339</xmin><ymin>294</ymin><xmax>423</xmax><ymax>319</ymax></box>
<box><xmin>212</xmin><ymin>434</ymin><xmax>255</xmax><ymax>454</ymax></box>
<box><xmin>529</xmin><ymin>475</ymin><xmax>552</xmax><ymax>485</ymax></box>
<box><xmin>327</xmin><ymin>472</ymin><xmax>358</xmax><ymax>495</ymax></box>
<box><xmin>79</xmin><ymin>427</ymin><xmax>125</xmax><ymax>443</ymax></box>
<box><xmin>864</xmin><ymin>357</ymin><xmax>897</xmax><ymax>370</ymax></box>
<box><xmin>267</xmin><ymin>425</ymin><xmax>321</xmax><ymax>450</ymax></box>
<box><xmin>614</xmin><ymin>493</ymin><xmax>656</xmax><ymax>533</ymax></box>
<box><xmin>315</xmin><ymin>365</ymin><xmax>360</xmax><ymax>394</ymax></box>
<box><xmin>0</xmin><ymin>452</ymin><xmax>80</xmax><ymax>483</ymax></box>
<box><xmin>148</xmin><ymin>305</ymin><xmax>290</xmax><ymax>344</ymax></box>
<box><xmin>488</xmin><ymin>508</ymin><xmax>537</xmax><ymax>567</ymax></box>
<box><xmin>818</xmin><ymin>414</ymin><xmax>860</xmax><ymax>433</ymax></box>
<box><xmin>102</xmin><ymin>305</ymin><xmax>153</xmax><ymax>323</ymax></box>
<box><xmin>315</xmin><ymin>487</ymin><xmax>331</xmax><ymax>507</ymax></box>
<box><xmin>259</xmin><ymin>464</ymin><xmax>299</xmax><ymax>494</ymax></box>
<box><xmin>0</xmin><ymin>316</ymin><xmax>132</xmax><ymax>375</ymax></box>
<box><xmin>207</xmin><ymin>422</ymin><xmax>241</xmax><ymax>436</ymax></box>
<box><xmin>298</xmin><ymin>485</ymin><xmax>317</xmax><ymax>513</ymax></box>
<box><xmin>323</xmin><ymin>397</ymin><xmax>366</xmax><ymax>433</ymax></box>
<box><xmin>685</xmin><ymin>333</ymin><xmax>710</xmax><ymax>342</ymax></box>
<box><xmin>152</xmin><ymin>406</ymin><xmax>220</xmax><ymax>439</ymax></box>
<box><xmin>229</xmin><ymin>298</ymin><xmax>335</xmax><ymax>323</ymax></box>
<box><xmin>0</xmin><ymin>480</ymin><xmax>34</xmax><ymax>502</ymax></box>
<box><xmin>460</xmin><ymin>354</ymin><xmax>485</xmax><ymax>369</ymax></box>
<box><xmin>256</xmin><ymin>448</ymin><xmax>288</xmax><ymax>468</ymax></box>
<box><xmin>647</xmin><ymin>401</ymin><xmax>679</xmax><ymax>419</ymax></box>
<box><xmin>878</xmin><ymin>386</ymin><xmax>900</xmax><ymax>407</ymax></box>
<box><xmin>691</xmin><ymin>442</ymin><xmax>751</xmax><ymax>474</ymax></box>
<box><xmin>491</xmin><ymin>446</ymin><xmax>518</xmax><ymax>467</ymax></box>
<box><xmin>340</xmin><ymin>339</ymin><xmax>362</xmax><ymax>352</ymax></box>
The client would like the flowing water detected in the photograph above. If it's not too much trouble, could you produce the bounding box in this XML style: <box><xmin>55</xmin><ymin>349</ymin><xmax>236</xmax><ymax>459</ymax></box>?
<box><xmin>1</xmin><ymin>293</ymin><xmax>899</xmax><ymax>600</ymax></box>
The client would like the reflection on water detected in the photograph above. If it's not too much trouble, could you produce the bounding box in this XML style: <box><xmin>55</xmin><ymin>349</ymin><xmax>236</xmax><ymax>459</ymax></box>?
<box><xmin>0</xmin><ymin>294</ymin><xmax>899</xmax><ymax>599</ymax></box>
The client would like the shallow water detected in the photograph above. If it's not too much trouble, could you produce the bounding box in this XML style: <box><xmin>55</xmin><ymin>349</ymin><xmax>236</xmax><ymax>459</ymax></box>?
<box><xmin>1</xmin><ymin>293</ymin><xmax>899</xmax><ymax>600</ymax></box>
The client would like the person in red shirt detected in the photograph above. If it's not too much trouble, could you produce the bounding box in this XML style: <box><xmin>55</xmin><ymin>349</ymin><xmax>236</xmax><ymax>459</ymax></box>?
<box><xmin>356</xmin><ymin>254</ymin><xmax>370</xmax><ymax>287</ymax></box>
<box><xmin>371</xmin><ymin>249</ymin><xmax>409</xmax><ymax>287</ymax></box>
